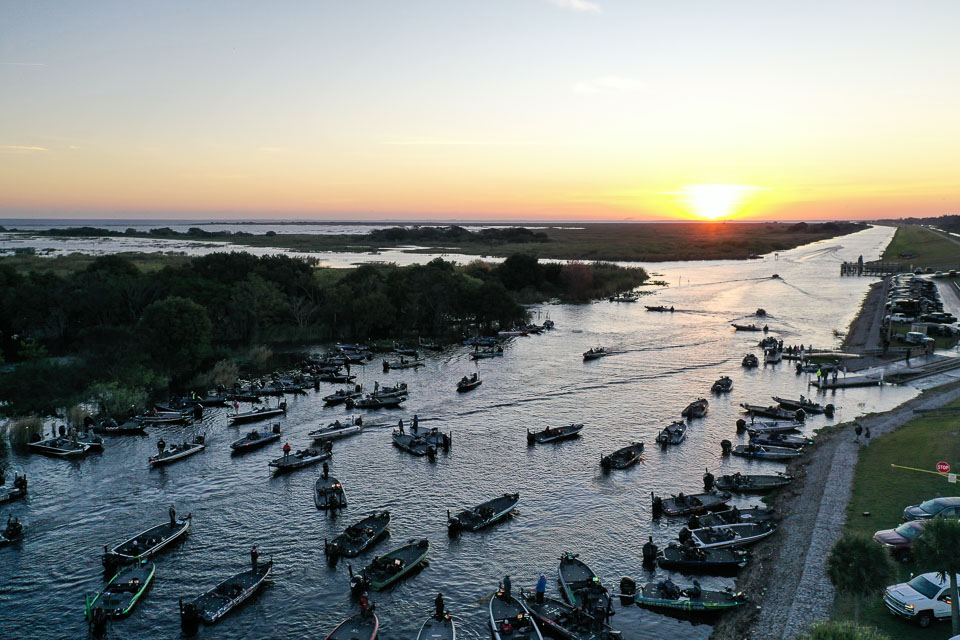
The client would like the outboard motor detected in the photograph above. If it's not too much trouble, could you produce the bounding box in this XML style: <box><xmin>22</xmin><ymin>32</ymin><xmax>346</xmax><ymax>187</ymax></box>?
<box><xmin>442</xmin><ymin>432</ymin><xmax>451</xmax><ymax>451</ymax></box>
<box><xmin>824</xmin><ymin>404</ymin><xmax>835</xmax><ymax>418</ymax></box>
<box><xmin>348</xmin><ymin>564</ymin><xmax>368</xmax><ymax>596</ymax></box>
<box><xmin>720</xmin><ymin>439</ymin><xmax>732</xmax><ymax>456</ymax></box>
<box><xmin>322</xmin><ymin>440</ymin><xmax>333</xmax><ymax>453</ymax></box>
<box><xmin>526</xmin><ymin>430</ymin><xmax>536</xmax><ymax>446</ymax></box>
<box><xmin>89</xmin><ymin>605</ymin><xmax>108</xmax><ymax>639</ymax></box>
<box><xmin>179</xmin><ymin>599</ymin><xmax>201</xmax><ymax>636</ymax></box>
<box><xmin>795</xmin><ymin>363</ymin><xmax>803</xmax><ymax>375</ymax></box>
<box><xmin>600</xmin><ymin>454</ymin><xmax>611</xmax><ymax>471</ymax></box>
<box><xmin>427</xmin><ymin>445</ymin><xmax>437</xmax><ymax>462</ymax></box>
<box><xmin>619</xmin><ymin>576</ymin><xmax>637</xmax><ymax>602</ymax></box>
<box><xmin>736</xmin><ymin>418</ymin><xmax>747</xmax><ymax>434</ymax></box>
<box><xmin>651</xmin><ymin>494</ymin><xmax>663</xmax><ymax>519</ymax></box>
<box><xmin>795</xmin><ymin>409</ymin><xmax>806</xmax><ymax>422</ymax></box>
<box><xmin>641</xmin><ymin>538</ymin><xmax>658</xmax><ymax>565</ymax></box>
<box><xmin>447</xmin><ymin>510</ymin><xmax>461</xmax><ymax>536</ymax></box>
<box><xmin>193</xmin><ymin>404</ymin><xmax>203</xmax><ymax>420</ymax></box>
<box><xmin>678</xmin><ymin>527</ymin><xmax>692</xmax><ymax>544</ymax></box>
<box><xmin>272</xmin><ymin>423</ymin><xmax>281</xmax><ymax>434</ymax></box>
<box><xmin>702</xmin><ymin>469</ymin><xmax>715</xmax><ymax>492</ymax></box>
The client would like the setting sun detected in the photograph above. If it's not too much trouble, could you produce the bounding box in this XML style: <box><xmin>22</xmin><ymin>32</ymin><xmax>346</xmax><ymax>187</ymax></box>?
<box><xmin>679</xmin><ymin>184</ymin><xmax>761</xmax><ymax>220</ymax></box>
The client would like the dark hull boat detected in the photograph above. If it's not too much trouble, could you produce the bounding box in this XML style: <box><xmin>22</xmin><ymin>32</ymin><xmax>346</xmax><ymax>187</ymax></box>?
<box><xmin>315</xmin><ymin>477</ymin><xmax>347</xmax><ymax>510</ymax></box>
<box><xmin>749</xmin><ymin>433</ymin><xmax>813</xmax><ymax>449</ymax></box>
<box><xmin>230</xmin><ymin>426</ymin><xmax>281</xmax><ymax>452</ymax></box>
<box><xmin>527</xmin><ymin>424</ymin><xmax>583</xmax><ymax>445</ymax></box>
<box><xmin>489</xmin><ymin>589</ymin><xmax>543</xmax><ymax>640</ymax></box>
<box><xmin>655</xmin><ymin>421</ymin><xmax>686</xmax><ymax>446</ymax></box>
<box><xmin>95</xmin><ymin>419</ymin><xmax>147</xmax><ymax>435</ymax></box>
<box><xmin>652</xmin><ymin>491</ymin><xmax>731</xmax><ymax>517</ymax></box>
<box><xmin>268</xmin><ymin>446</ymin><xmax>331</xmax><ymax>472</ymax></box>
<box><xmin>740</xmin><ymin>404</ymin><xmax>804</xmax><ymax>422</ymax></box>
<box><xmin>324</xmin><ymin>511</ymin><xmax>390</xmax><ymax>559</ymax></box>
<box><xmin>772</xmin><ymin>396</ymin><xmax>834</xmax><ymax>417</ymax></box>
<box><xmin>741</xmin><ymin>354</ymin><xmax>759</xmax><ymax>368</ymax></box>
<box><xmin>409</xmin><ymin>425</ymin><xmax>452</xmax><ymax>449</ymax></box>
<box><xmin>558</xmin><ymin>553</ymin><xmax>611</xmax><ymax>613</ymax></box>
<box><xmin>448</xmin><ymin>493</ymin><xmax>519</xmax><ymax>533</ymax></box>
<box><xmin>687</xmin><ymin>523</ymin><xmax>774</xmax><ymax>549</ymax></box>
<box><xmin>0</xmin><ymin>518</ymin><xmax>24</xmax><ymax>545</ymax></box>
<box><xmin>27</xmin><ymin>437</ymin><xmax>90</xmax><ymax>458</ymax></box>
<box><xmin>180</xmin><ymin>560</ymin><xmax>272</xmax><ymax>628</ymax></box>
<box><xmin>393</xmin><ymin>432</ymin><xmax>436</xmax><ymax>457</ymax></box>
<box><xmin>310</xmin><ymin>422</ymin><xmax>363</xmax><ymax>441</ymax></box>
<box><xmin>656</xmin><ymin>544</ymin><xmax>749</xmax><ymax>574</ymax></box>
<box><xmin>323</xmin><ymin>389</ymin><xmax>363</xmax><ymax>405</ymax></box>
<box><xmin>743</xmin><ymin>421</ymin><xmax>802</xmax><ymax>436</ymax></box>
<box><xmin>325</xmin><ymin>613</ymin><xmax>379</xmax><ymax>640</ymax></box>
<box><xmin>135</xmin><ymin>410</ymin><xmax>191</xmax><ymax>424</ymax></box>
<box><xmin>730</xmin><ymin>444</ymin><xmax>802</xmax><ymax>461</ymax></box>
<box><xmin>645</xmin><ymin>305</ymin><xmax>673</xmax><ymax>312</ymax></box>
<box><xmin>361</xmin><ymin>538</ymin><xmax>429</xmax><ymax>590</ymax></box>
<box><xmin>681</xmin><ymin>399</ymin><xmax>708</xmax><ymax>419</ymax></box>
<box><xmin>470</xmin><ymin>348</ymin><xmax>503</xmax><ymax>359</ymax></box>
<box><xmin>229</xmin><ymin>406</ymin><xmax>286</xmax><ymax>425</ymax></box>
<box><xmin>318</xmin><ymin>373</ymin><xmax>356</xmax><ymax>383</ymax></box>
<box><xmin>582</xmin><ymin>348</ymin><xmax>608</xmax><ymax>361</ymax></box>
<box><xmin>520</xmin><ymin>590</ymin><xmax>620</xmax><ymax>640</ymax></box>
<box><xmin>708</xmin><ymin>472</ymin><xmax>793</xmax><ymax>494</ymax></box>
<box><xmin>103</xmin><ymin>516</ymin><xmax>191</xmax><ymax>567</ymax></box>
<box><xmin>600</xmin><ymin>442</ymin><xmax>643</xmax><ymax>470</ymax></box>
<box><xmin>711</xmin><ymin>377</ymin><xmax>733</xmax><ymax>393</ymax></box>
<box><xmin>149</xmin><ymin>438</ymin><xmax>205</xmax><ymax>466</ymax></box>
<box><xmin>348</xmin><ymin>396</ymin><xmax>405</xmax><ymax>410</ymax></box>
<box><xmin>417</xmin><ymin>614</ymin><xmax>456</xmax><ymax>640</ymax></box>
<box><xmin>693</xmin><ymin>506</ymin><xmax>776</xmax><ymax>529</ymax></box>
<box><xmin>383</xmin><ymin>359</ymin><xmax>425</xmax><ymax>371</ymax></box>
<box><xmin>731</xmin><ymin>324</ymin><xmax>766</xmax><ymax>332</ymax></box>
<box><xmin>0</xmin><ymin>474</ymin><xmax>27</xmax><ymax>505</ymax></box>
<box><xmin>85</xmin><ymin>562</ymin><xmax>156</xmax><ymax>619</ymax></box>
<box><xmin>635</xmin><ymin>582</ymin><xmax>746</xmax><ymax>612</ymax></box>
<box><xmin>456</xmin><ymin>376</ymin><xmax>482</xmax><ymax>392</ymax></box>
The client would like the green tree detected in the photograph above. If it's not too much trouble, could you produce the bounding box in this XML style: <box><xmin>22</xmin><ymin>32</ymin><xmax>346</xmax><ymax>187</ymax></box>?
<box><xmin>137</xmin><ymin>296</ymin><xmax>212</xmax><ymax>377</ymax></box>
<box><xmin>914</xmin><ymin>517</ymin><xmax>960</xmax><ymax>635</ymax></box>
<box><xmin>826</xmin><ymin>534</ymin><xmax>893</xmax><ymax>625</ymax></box>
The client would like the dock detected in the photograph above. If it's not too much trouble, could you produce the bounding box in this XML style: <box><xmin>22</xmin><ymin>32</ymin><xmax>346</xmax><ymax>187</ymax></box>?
<box><xmin>840</xmin><ymin>261</ymin><xmax>902</xmax><ymax>276</ymax></box>
<box><xmin>810</xmin><ymin>375</ymin><xmax>883</xmax><ymax>389</ymax></box>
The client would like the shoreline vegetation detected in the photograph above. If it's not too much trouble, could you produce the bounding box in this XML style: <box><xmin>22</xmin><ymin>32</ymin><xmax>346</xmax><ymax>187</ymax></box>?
<box><xmin>0</xmin><ymin>252</ymin><xmax>646</xmax><ymax>416</ymax></box>
<box><xmin>1</xmin><ymin>221</ymin><xmax>869</xmax><ymax>262</ymax></box>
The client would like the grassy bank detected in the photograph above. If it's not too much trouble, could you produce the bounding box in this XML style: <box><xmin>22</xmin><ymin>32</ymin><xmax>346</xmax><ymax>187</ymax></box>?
<box><xmin>6</xmin><ymin>221</ymin><xmax>869</xmax><ymax>263</ymax></box>
<box><xmin>881</xmin><ymin>225</ymin><xmax>960</xmax><ymax>269</ymax></box>
<box><xmin>834</xmin><ymin>398</ymin><xmax>960</xmax><ymax>638</ymax></box>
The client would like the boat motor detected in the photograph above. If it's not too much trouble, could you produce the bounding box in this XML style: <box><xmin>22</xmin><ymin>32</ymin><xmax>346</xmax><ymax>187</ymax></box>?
<box><xmin>678</xmin><ymin>527</ymin><xmax>692</xmax><ymax>544</ymax></box>
<box><xmin>720</xmin><ymin>439</ymin><xmax>732</xmax><ymax>456</ymax></box>
<box><xmin>619</xmin><ymin>576</ymin><xmax>637</xmax><ymax>598</ymax></box>
<box><xmin>795</xmin><ymin>409</ymin><xmax>805</xmax><ymax>422</ymax></box>
<box><xmin>736</xmin><ymin>419</ymin><xmax>747</xmax><ymax>434</ymax></box>
<box><xmin>651</xmin><ymin>494</ymin><xmax>663</xmax><ymax>519</ymax></box>
<box><xmin>702</xmin><ymin>469</ymin><xmax>715</xmax><ymax>491</ymax></box>
<box><xmin>526</xmin><ymin>430</ymin><xmax>536</xmax><ymax>446</ymax></box>
<box><xmin>179</xmin><ymin>599</ymin><xmax>201</xmax><ymax>635</ymax></box>
<box><xmin>824</xmin><ymin>404</ymin><xmax>835</xmax><ymax>418</ymax></box>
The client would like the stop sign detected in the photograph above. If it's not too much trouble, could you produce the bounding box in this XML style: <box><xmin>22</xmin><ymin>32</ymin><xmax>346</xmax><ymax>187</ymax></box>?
<box><xmin>937</xmin><ymin>461</ymin><xmax>951</xmax><ymax>473</ymax></box>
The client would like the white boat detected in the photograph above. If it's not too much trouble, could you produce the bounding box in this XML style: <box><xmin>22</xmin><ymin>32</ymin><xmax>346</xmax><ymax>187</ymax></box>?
<box><xmin>309</xmin><ymin>422</ymin><xmax>363</xmax><ymax>441</ymax></box>
<box><xmin>764</xmin><ymin>348</ymin><xmax>782</xmax><ymax>364</ymax></box>
<box><xmin>688</xmin><ymin>523</ymin><xmax>775</xmax><ymax>549</ymax></box>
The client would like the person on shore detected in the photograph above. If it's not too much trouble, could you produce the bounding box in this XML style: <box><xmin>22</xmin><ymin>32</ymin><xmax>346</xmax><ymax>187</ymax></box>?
<box><xmin>854</xmin><ymin>424</ymin><xmax>862</xmax><ymax>443</ymax></box>
<box><xmin>251</xmin><ymin>544</ymin><xmax>259</xmax><ymax>572</ymax></box>
<box><xmin>864</xmin><ymin>427</ymin><xmax>871</xmax><ymax>446</ymax></box>
<box><xmin>536</xmin><ymin>574</ymin><xmax>547</xmax><ymax>603</ymax></box>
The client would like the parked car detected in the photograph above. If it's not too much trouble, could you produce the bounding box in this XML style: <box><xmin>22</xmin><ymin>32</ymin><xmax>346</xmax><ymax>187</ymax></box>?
<box><xmin>874</xmin><ymin>520</ymin><xmax>928</xmax><ymax>561</ymax></box>
<box><xmin>890</xmin><ymin>313</ymin><xmax>916</xmax><ymax>323</ymax></box>
<box><xmin>904</xmin><ymin>497</ymin><xmax>960</xmax><ymax>521</ymax></box>
<box><xmin>884</xmin><ymin>571</ymin><xmax>960</xmax><ymax>627</ymax></box>
<box><xmin>903</xmin><ymin>331</ymin><xmax>935</xmax><ymax>346</ymax></box>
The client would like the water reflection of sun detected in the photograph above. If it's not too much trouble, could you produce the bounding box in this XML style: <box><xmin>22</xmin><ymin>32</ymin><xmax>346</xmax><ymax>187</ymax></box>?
<box><xmin>680</xmin><ymin>184</ymin><xmax>760</xmax><ymax>220</ymax></box>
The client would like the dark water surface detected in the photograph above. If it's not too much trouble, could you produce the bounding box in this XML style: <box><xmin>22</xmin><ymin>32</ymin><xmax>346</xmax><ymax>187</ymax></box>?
<box><xmin>0</xmin><ymin>225</ymin><xmax>917</xmax><ymax>639</ymax></box>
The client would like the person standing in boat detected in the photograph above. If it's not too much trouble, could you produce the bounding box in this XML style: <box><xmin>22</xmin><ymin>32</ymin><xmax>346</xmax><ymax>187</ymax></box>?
<box><xmin>397</xmin><ymin>419</ymin><xmax>404</xmax><ymax>435</ymax></box>
<box><xmin>502</xmin><ymin>574</ymin><xmax>512</xmax><ymax>599</ymax></box>
<box><xmin>535</xmin><ymin>574</ymin><xmax>547</xmax><ymax>604</ymax></box>
<box><xmin>412</xmin><ymin>414</ymin><xmax>419</xmax><ymax>431</ymax></box>
<box><xmin>435</xmin><ymin>592</ymin><xmax>445</xmax><ymax>620</ymax></box>
<box><xmin>250</xmin><ymin>544</ymin><xmax>259</xmax><ymax>573</ymax></box>
<box><xmin>322</xmin><ymin>461</ymin><xmax>329</xmax><ymax>480</ymax></box>
<box><xmin>282</xmin><ymin>442</ymin><xmax>291</xmax><ymax>461</ymax></box>
<box><xmin>169</xmin><ymin>505</ymin><xmax>177</xmax><ymax>528</ymax></box>
<box><xmin>157</xmin><ymin>438</ymin><xmax>166</xmax><ymax>456</ymax></box>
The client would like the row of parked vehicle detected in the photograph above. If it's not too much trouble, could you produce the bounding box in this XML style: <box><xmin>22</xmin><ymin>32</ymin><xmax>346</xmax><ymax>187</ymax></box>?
<box><xmin>885</xmin><ymin>274</ymin><xmax>958</xmax><ymax>345</ymax></box>
<box><xmin>878</xmin><ymin>495</ymin><xmax>960</xmax><ymax>628</ymax></box>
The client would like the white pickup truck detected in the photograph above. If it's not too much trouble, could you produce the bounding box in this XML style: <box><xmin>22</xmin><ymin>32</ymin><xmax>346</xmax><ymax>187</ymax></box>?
<box><xmin>884</xmin><ymin>572</ymin><xmax>960</xmax><ymax>627</ymax></box>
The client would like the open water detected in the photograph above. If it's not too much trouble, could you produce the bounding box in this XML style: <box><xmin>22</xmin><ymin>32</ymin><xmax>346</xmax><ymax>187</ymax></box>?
<box><xmin>0</xmin><ymin>224</ymin><xmax>920</xmax><ymax>639</ymax></box>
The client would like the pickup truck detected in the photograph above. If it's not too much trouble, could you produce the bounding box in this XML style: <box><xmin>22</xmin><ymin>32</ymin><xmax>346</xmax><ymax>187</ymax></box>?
<box><xmin>884</xmin><ymin>572</ymin><xmax>960</xmax><ymax>627</ymax></box>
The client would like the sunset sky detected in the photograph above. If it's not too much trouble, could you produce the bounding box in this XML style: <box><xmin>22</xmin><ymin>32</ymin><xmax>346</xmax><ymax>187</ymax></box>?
<box><xmin>1</xmin><ymin>1</ymin><xmax>958</xmax><ymax>221</ymax></box>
